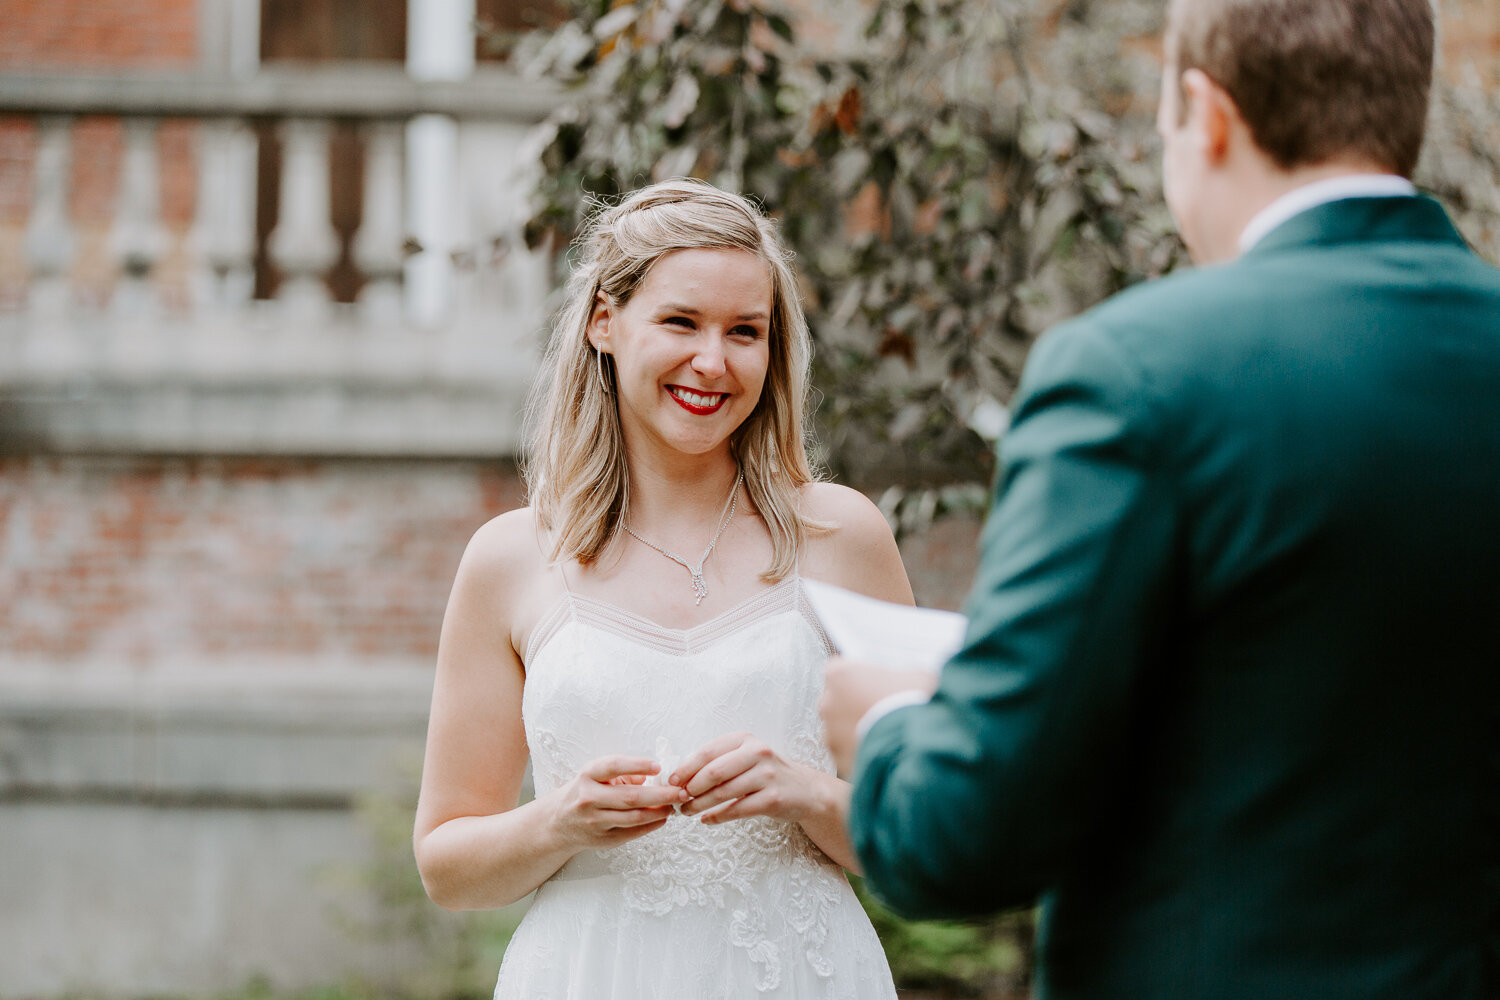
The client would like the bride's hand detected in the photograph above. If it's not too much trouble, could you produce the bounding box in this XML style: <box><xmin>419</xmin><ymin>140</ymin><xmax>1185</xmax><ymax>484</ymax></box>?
<box><xmin>670</xmin><ymin>732</ymin><xmax>828</xmax><ymax>825</ymax></box>
<box><xmin>547</xmin><ymin>756</ymin><xmax>689</xmax><ymax>850</ymax></box>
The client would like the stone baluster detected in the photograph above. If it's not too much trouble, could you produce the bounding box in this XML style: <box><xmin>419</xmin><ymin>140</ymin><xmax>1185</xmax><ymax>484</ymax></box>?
<box><xmin>405</xmin><ymin>0</ymin><xmax>475</xmax><ymax>330</ymax></box>
<box><xmin>25</xmin><ymin>116</ymin><xmax>75</xmax><ymax>327</ymax></box>
<box><xmin>110</xmin><ymin>116</ymin><xmax>167</xmax><ymax>319</ymax></box>
<box><xmin>192</xmin><ymin>117</ymin><xmax>258</xmax><ymax>308</ymax></box>
<box><xmin>266</xmin><ymin>117</ymin><xmax>338</xmax><ymax>317</ymax></box>
<box><xmin>353</xmin><ymin>120</ymin><xmax>405</xmax><ymax>324</ymax></box>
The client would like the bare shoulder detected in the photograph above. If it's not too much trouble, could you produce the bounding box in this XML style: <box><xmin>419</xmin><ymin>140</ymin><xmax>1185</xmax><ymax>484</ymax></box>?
<box><xmin>447</xmin><ymin>506</ymin><xmax>554</xmax><ymax>648</ymax></box>
<box><xmin>461</xmin><ymin>506</ymin><xmax>546</xmax><ymax>585</ymax></box>
<box><xmin>799</xmin><ymin>481</ymin><xmax>892</xmax><ymax>540</ymax></box>
<box><xmin>798</xmin><ymin>482</ymin><xmax>914</xmax><ymax>605</ymax></box>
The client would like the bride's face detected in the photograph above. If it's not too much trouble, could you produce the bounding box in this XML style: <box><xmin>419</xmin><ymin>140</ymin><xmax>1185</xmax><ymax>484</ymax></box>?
<box><xmin>590</xmin><ymin>248</ymin><xmax>772</xmax><ymax>459</ymax></box>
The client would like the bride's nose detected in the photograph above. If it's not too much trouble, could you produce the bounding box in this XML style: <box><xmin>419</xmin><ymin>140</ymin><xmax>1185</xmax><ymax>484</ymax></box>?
<box><xmin>690</xmin><ymin>336</ymin><xmax>727</xmax><ymax>379</ymax></box>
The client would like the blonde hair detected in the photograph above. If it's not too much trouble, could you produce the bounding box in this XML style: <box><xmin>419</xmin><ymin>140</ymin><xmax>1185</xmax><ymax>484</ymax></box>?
<box><xmin>522</xmin><ymin>179</ymin><xmax>821</xmax><ymax>582</ymax></box>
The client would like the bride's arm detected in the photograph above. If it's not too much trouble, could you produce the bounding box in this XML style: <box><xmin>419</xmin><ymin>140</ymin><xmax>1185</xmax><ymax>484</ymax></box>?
<box><xmin>413</xmin><ymin>510</ymin><xmax>686</xmax><ymax>910</ymax></box>
<box><xmin>794</xmin><ymin>482</ymin><xmax>916</xmax><ymax>871</ymax></box>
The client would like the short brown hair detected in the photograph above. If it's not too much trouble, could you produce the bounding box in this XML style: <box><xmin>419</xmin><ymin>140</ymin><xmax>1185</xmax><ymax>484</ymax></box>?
<box><xmin>1166</xmin><ymin>0</ymin><xmax>1434</xmax><ymax>177</ymax></box>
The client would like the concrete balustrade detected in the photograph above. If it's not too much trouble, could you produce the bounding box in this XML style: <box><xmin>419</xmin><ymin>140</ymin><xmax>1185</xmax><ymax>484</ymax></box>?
<box><xmin>0</xmin><ymin>67</ymin><xmax>558</xmax><ymax>457</ymax></box>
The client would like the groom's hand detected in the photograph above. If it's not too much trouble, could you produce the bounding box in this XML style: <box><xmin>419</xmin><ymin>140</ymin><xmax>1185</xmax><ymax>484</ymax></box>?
<box><xmin>820</xmin><ymin>659</ymin><xmax>938</xmax><ymax>776</ymax></box>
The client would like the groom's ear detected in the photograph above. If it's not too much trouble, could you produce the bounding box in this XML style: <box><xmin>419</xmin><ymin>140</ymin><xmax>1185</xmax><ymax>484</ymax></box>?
<box><xmin>1181</xmin><ymin>68</ymin><xmax>1240</xmax><ymax>166</ymax></box>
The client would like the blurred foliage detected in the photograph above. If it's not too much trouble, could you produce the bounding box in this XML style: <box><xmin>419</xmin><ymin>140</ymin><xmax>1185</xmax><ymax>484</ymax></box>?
<box><xmin>512</xmin><ymin>0</ymin><xmax>1182</xmax><ymax>497</ymax></box>
<box><xmin>1417</xmin><ymin>76</ymin><xmax>1500</xmax><ymax>263</ymax></box>
<box><xmin>852</xmin><ymin>875</ymin><xmax>1034</xmax><ymax>998</ymax></box>
<box><xmin>316</xmin><ymin>769</ymin><xmax>526</xmax><ymax>1000</ymax></box>
<box><xmin>505</xmin><ymin>0</ymin><xmax>1500</xmax><ymax>517</ymax></box>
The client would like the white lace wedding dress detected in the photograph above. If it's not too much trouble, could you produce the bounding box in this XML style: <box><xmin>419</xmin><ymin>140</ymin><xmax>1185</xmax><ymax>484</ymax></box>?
<box><xmin>494</xmin><ymin>576</ymin><xmax>899</xmax><ymax>999</ymax></box>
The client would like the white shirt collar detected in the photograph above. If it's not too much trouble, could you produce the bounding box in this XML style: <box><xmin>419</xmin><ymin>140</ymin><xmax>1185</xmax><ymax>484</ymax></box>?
<box><xmin>1237</xmin><ymin>174</ymin><xmax>1417</xmax><ymax>253</ymax></box>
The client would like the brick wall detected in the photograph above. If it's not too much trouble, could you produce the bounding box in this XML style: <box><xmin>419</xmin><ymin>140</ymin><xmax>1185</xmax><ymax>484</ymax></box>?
<box><xmin>0</xmin><ymin>0</ymin><xmax>198</xmax><ymax>70</ymax></box>
<box><xmin>0</xmin><ymin>456</ymin><xmax>976</xmax><ymax>671</ymax></box>
<box><xmin>0</xmin><ymin>457</ymin><xmax>524</xmax><ymax>668</ymax></box>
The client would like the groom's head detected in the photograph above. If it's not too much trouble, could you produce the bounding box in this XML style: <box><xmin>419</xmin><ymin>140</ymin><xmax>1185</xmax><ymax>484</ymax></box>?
<box><xmin>1157</xmin><ymin>0</ymin><xmax>1435</xmax><ymax>261</ymax></box>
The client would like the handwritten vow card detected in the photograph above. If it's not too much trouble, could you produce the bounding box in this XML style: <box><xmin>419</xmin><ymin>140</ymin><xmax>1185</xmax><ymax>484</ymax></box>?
<box><xmin>802</xmin><ymin>579</ymin><xmax>968</xmax><ymax>674</ymax></box>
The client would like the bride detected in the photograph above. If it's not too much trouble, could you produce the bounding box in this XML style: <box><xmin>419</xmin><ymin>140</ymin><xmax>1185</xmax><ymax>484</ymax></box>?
<box><xmin>413</xmin><ymin>178</ymin><xmax>911</xmax><ymax>998</ymax></box>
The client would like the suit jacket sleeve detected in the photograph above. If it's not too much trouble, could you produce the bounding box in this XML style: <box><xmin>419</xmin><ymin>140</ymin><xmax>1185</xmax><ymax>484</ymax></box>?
<box><xmin>849</xmin><ymin>317</ymin><xmax>1177</xmax><ymax>920</ymax></box>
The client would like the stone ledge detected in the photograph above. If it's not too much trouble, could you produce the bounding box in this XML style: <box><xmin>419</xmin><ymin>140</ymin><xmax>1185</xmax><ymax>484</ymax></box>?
<box><xmin>0</xmin><ymin>379</ymin><xmax>528</xmax><ymax>457</ymax></box>
<box><xmin>0</xmin><ymin>65</ymin><xmax>563</xmax><ymax>120</ymax></box>
<box><xmin>0</xmin><ymin>665</ymin><xmax>434</xmax><ymax>803</ymax></box>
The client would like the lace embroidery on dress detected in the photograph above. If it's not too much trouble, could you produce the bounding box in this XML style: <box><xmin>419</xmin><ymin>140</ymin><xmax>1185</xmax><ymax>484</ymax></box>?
<box><xmin>510</xmin><ymin>576</ymin><xmax>892</xmax><ymax>998</ymax></box>
<box><xmin>604</xmin><ymin>812</ymin><xmax>845</xmax><ymax>989</ymax></box>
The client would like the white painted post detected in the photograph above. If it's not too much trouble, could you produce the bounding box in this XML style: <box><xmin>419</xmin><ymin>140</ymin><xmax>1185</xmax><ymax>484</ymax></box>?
<box><xmin>25</xmin><ymin>116</ymin><xmax>74</xmax><ymax>327</ymax></box>
<box><xmin>196</xmin><ymin>0</ymin><xmax>259</xmax><ymax>77</ymax></box>
<box><xmin>228</xmin><ymin>0</ymin><xmax>261</xmax><ymax>79</ymax></box>
<box><xmin>110</xmin><ymin>117</ymin><xmax>166</xmax><ymax>318</ymax></box>
<box><xmin>354</xmin><ymin>120</ymin><xmax>406</xmax><ymax>324</ymax></box>
<box><xmin>267</xmin><ymin>118</ymin><xmax>339</xmax><ymax>318</ymax></box>
<box><xmin>192</xmin><ymin>118</ymin><xmax>258</xmax><ymax>309</ymax></box>
<box><xmin>405</xmin><ymin>0</ymin><xmax>476</xmax><ymax>329</ymax></box>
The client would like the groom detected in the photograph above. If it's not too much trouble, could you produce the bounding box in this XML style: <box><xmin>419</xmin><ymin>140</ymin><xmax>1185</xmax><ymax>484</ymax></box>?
<box><xmin>820</xmin><ymin>0</ymin><xmax>1500</xmax><ymax>997</ymax></box>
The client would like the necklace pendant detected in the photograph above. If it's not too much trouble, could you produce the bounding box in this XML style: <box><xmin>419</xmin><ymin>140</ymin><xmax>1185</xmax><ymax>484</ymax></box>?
<box><xmin>690</xmin><ymin>572</ymin><xmax>708</xmax><ymax>606</ymax></box>
<box><xmin>622</xmin><ymin>468</ymin><xmax>740</xmax><ymax>612</ymax></box>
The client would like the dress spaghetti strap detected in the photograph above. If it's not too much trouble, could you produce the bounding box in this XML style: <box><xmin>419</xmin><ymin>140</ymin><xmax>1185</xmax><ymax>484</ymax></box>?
<box><xmin>557</xmin><ymin>559</ymin><xmax>576</xmax><ymax>594</ymax></box>
<box><xmin>531</xmin><ymin>511</ymin><xmax>577</xmax><ymax>595</ymax></box>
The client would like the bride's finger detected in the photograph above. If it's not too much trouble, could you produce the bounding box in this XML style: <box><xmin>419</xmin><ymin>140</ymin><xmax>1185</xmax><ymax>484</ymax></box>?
<box><xmin>695</xmin><ymin>788</ymin><xmax>774</xmax><ymax>825</ymax></box>
<box><xmin>681</xmin><ymin>743</ymin><xmax>771</xmax><ymax>797</ymax></box>
<box><xmin>679</xmin><ymin>769</ymin><xmax>764</xmax><ymax>816</ymax></box>
<box><xmin>604</xmin><ymin>805</ymin><xmax>679</xmax><ymax>829</ymax></box>
<box><xmin>583</xmin><ymin>755</ymin><xmax>661</xmax><ymax>783</ymax></box>
<box><xmin>610</xmin><ymin>774</ymin><xmax>651</xmax><ymax>786</ymax></box>
<box><xmin>667</xmin><ymin>731</ymin><xmax>753</xmax><ymax>787</ymax></box>
<box><xmin>599</xmin><ymin>783</ymin><xmax>689</xmax><ymax>811</ymax></box>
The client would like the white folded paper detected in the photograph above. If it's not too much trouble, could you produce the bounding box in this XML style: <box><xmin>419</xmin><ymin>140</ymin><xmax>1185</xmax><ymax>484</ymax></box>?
<box><xmin>802</xmin><ymin>578</ymin><xmax>968</xmax><ymax>674</ymax></box>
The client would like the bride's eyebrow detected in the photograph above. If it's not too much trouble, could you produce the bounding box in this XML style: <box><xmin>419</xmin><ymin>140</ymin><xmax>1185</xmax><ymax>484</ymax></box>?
<box><xmin>659</xmin><ymin>303</ymin><xmax>769</xmax><ymax>322</ymax></box>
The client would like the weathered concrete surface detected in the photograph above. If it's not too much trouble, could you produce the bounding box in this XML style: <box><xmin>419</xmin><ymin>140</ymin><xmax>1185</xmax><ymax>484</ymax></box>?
<box><xmin>0</xmin><ymin>666</ymin><xmax>449</xmax><ymax>998</ymax></box>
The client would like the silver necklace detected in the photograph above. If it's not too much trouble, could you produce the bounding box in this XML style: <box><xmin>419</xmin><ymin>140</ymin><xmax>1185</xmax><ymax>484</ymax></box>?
<box><xmin>623</xmin><ymin>470</ymin><xmax>743</xmax><ymax>606</ymax></box>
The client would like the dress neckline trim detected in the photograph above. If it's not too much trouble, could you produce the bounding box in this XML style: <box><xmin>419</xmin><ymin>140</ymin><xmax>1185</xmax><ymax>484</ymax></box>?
<box><xmin>525</xmin><ymin>576</ymin><xmax>833</xmax><ymax>663</ymax></box>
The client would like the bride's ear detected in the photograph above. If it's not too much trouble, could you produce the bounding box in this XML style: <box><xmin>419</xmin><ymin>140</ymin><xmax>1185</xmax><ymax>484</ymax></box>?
<box><xmin>587</xmin><ymin>291</ymin><xmax>612</xmax><ymax>352</ymax></box>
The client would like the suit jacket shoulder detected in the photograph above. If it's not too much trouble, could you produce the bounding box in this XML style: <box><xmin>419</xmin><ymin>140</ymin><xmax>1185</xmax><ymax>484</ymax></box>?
<box><xmin>1026</xmin><ymin>194</ymin><xmax>1500</xmax><ymax>466</ymax></box>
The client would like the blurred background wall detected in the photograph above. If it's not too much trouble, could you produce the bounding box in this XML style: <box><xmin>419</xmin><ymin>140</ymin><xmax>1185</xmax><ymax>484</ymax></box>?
<box><xmin>0</xmin><ymin>0</ymin><xmax>1494</xmax><ymax>997</ymax></box>
<box><xmin>0</xmin><ymin>0</ymin><xmax>556</xmax><ymax>993</ymax></box>
<box><xmin>0</xmin><ymin>1</ymin><xmax>982</xmax><ymax>994</ymax></box>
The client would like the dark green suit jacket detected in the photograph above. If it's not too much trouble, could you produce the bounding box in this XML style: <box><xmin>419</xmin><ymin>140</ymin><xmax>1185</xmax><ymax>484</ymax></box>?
<box><xmin>850</xmin><ymin>196</ymin><xmax>1500</xmax><ymax>999</ymax></box>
